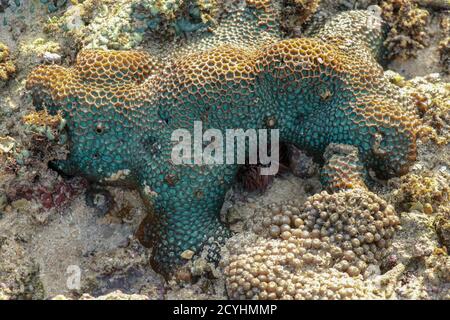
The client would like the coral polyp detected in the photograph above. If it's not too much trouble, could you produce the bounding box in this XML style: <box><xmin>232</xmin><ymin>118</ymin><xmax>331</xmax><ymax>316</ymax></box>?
<box><xmin>225</xmin><ymin>188</ymin><xmax>400</xmax><ymax>299</ymax></box>
<box><xmin>26</xmin><ymin>0</ymin><xmax>419</xmax><ymax>277</ymax></box>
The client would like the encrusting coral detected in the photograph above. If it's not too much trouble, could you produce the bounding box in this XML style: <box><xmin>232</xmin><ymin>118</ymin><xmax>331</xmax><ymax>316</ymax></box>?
<box><xmin>400</xmin><ymin>173</ymin><xmax>449</xmax><ymax>209</ymax></box>
<box><xmin>26</xmin><ymin>0</ymin><xmax>419</xmax><ymax>277</ymax></box>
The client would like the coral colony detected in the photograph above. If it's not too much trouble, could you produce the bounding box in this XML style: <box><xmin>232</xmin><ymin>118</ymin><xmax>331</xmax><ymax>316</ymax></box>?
<box><xmin>26</xmin><ymin>0</ymin><xmax>418</xmax><ymax>279</ymax></box>
<box><xmin>0</xmin><ymin>0</ymin><xmax>448</xmax><ymax>301</ymax></box>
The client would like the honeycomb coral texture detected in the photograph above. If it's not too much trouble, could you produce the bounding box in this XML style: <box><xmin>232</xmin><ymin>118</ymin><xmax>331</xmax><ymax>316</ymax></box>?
<box><xmin>26</xmin><ymin>0</ymin><xmax>418</xmax><ymax>277</ymax></box>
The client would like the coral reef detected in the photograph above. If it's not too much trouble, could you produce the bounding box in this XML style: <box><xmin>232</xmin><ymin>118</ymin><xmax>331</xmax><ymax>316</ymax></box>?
<box><xmin>0</xmin><ymin>0</ymin><xmax>446</xmax><ymax>301</ymax></box>
<box><xmin>384</xmin><ymin>71</ymin><xmax>449</xmax><ymax>145</ymax></box>
<box><xmin>0</xmin><ymin>236</ymin><xmax>44</xmax><ymax>299</ymax></box>
<box><xmin>394</xmin><ymin>172</ymin><xmax>449</xmax><ymax>212</ymax></box>
<box><xmin>380</xmin><ymin>0</ymin><xmax>431</xmax><ymax>60</ymax></box>
<box><xmin>44</xmin><ymin>0</ymin><xmax>222</xmax><ymax>50</ymax></box>
<box><xmin>25</xmin><ymin>1</ymin><xmax>419</xmax><ymax>277</ymax></box>
<box><xmin>0</xmin><ymin>42</ymin><xmax>15</xmax><ymax>87</ymax></box>
<box><xmin>280</xmin><ymin>0</ymin><xmax>321</xmax><ymax>35</ymax></box>
<box><xmin>223</xmin><ymin>128</ymin><xmax>450</xmax><ymax>300</ymax></box>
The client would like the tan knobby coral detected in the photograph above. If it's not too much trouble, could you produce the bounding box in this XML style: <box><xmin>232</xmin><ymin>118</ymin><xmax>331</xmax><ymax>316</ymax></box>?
<box><xmin>0</xmin><ymin>42</ymin><xmax>15</xmax><ymax>86</ymax></box>
<box><xmin>225</xmin><ymin>188</ymin><xmax>400</xmax><ymax>299</ymax></box>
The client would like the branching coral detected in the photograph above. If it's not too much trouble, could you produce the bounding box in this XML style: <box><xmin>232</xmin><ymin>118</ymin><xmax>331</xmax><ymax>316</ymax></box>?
<box><xmin>26</xmin><ymin>1</ymin><xmax>418</xmax><ymax>277</ymax></box>
<box><xmin>380</xmin><ymin>0</ymin><xmax>431</xmax><ymax>60</ymax></box>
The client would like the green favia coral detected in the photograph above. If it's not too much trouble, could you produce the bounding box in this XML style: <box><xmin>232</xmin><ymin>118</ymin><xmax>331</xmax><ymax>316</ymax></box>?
<box><xmin>26</xmin><ymin>0</ymin><xmax>419</xmax><ymax>277</ymax></box>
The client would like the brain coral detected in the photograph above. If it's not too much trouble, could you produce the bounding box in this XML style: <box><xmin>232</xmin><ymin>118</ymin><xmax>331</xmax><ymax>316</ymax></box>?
<box><xmin>26</xmin><ymin>0</ymin><xmax>418</xmax><ymax>277</ymax></box>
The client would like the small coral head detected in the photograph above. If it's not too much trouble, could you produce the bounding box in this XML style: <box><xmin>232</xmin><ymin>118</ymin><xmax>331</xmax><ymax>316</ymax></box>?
<box><xmin>367</xmin><ymin>121</ymin><xmax>417</xmax><ymax>179</ymax></box>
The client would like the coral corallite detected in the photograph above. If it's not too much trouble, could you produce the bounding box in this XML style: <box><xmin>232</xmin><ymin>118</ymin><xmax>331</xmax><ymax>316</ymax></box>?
<box><xmin>26</xmin><ymin>1</ymin><xmax>418</xmax><ymax>277</ymax></box>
